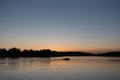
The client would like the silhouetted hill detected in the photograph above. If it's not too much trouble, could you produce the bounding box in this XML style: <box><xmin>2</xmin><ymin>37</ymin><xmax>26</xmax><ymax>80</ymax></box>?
<box><xmin>0</xmin><ymin>48</ymin><xmax>120</xmax><ymax>57</ymax></box>
<box><xmin>97</xmin><ymin>51</ymin><xmax>120</xmax><ymax>57</ymax></box>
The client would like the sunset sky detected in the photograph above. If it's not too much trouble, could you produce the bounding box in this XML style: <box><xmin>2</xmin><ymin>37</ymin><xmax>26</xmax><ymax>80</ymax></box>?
<box><xmin>0</xmin><ymin>0</ymin><xmax>120</xmax><ymax>53</ymax></box>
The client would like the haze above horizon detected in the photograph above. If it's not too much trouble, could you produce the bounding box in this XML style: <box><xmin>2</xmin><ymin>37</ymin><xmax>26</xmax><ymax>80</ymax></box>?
<box><xmin>0</xmin><ymin>0</ymin><xmax>120</xmax><ymax>53</ymax></box>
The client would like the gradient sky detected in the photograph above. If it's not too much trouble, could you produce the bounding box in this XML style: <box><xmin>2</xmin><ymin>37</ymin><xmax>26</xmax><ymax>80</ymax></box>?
<box><xmin>0</xmin><ymin>0</ymin><xmax>120</xmax><ymax>53</ymax></box>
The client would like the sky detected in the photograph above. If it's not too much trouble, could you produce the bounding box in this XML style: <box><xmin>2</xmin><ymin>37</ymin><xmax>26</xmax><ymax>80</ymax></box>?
<box><xmin>0</xmin><ymin>0</ymin><xmax>120</xmax><ymax>53</ymax></box>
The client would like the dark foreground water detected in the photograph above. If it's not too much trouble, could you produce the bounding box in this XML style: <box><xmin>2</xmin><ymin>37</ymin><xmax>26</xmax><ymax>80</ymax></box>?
<box><xmin>0</xmin><ymin>57</ymin><xmax>120</xmax><ymax>80</ymax></box>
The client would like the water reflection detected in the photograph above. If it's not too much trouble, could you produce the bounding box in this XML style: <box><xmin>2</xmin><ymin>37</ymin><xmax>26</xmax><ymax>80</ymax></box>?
<box><xmin>0</xmin><ymin>57</ymin><xmax>120</xmax><ymax>80</ymax></box>
<box><xmin>0</xmin><ymin>57</ymin><xmax>51</xmax><ymax>72</ymax></box>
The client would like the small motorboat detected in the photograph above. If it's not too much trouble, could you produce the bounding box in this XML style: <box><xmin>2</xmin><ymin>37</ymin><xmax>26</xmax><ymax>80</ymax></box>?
<box><xmin>63</xmin><ymin>58</ymin><xmax>70</xmax><ymax>60</ymax></box>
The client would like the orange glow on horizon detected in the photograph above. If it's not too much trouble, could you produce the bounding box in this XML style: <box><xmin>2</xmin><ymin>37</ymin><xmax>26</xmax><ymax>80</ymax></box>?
<box><xmin>0</xmin><ymin>43</ymin><xmax>120</xmax><ymax>53</ymax></box>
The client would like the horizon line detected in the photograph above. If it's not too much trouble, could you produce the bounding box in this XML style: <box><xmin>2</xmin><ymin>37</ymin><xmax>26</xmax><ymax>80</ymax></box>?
<box><xmin>0</xmin><ymin>47</ymin><xmax>120</xmax><ymax>54</ymax></box>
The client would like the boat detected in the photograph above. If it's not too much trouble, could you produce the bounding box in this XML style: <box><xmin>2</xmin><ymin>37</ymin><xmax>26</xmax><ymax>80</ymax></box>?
<box><xmin>63</xmin><ymin>58</ymin><xmax>70</xmax><ymax>60</ymax></box>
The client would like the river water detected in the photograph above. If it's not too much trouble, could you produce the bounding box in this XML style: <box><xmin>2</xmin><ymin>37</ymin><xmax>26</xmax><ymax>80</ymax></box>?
<box><xmin>0</xmin><ymin>56</ymin><xmax>120</xmax><ymax>80</ymax></box>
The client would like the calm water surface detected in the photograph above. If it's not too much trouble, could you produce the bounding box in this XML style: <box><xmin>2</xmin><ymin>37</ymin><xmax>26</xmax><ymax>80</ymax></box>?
<box><xmin>0</xmin><ymin>57</ymin><xmax>120</xmax><ymax>80</ymax></box>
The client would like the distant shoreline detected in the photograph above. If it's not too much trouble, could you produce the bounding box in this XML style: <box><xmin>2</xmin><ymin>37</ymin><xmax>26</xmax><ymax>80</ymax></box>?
<box><xmin>0</xmin><ymin>48</ymin><xmax>120</xmax><ymax>57</ymax></box>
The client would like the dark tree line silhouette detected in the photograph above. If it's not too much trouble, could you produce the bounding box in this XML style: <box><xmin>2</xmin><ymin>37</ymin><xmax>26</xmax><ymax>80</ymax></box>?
<box><xmin>0</xmin><ymin>47</ymin><xmax>93</xmax><ymax>57</ymax></box>
<box><xmin>0</xmin><ymin>47</ymin><xmax>120</xmax><ymax>57</ymax></box>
